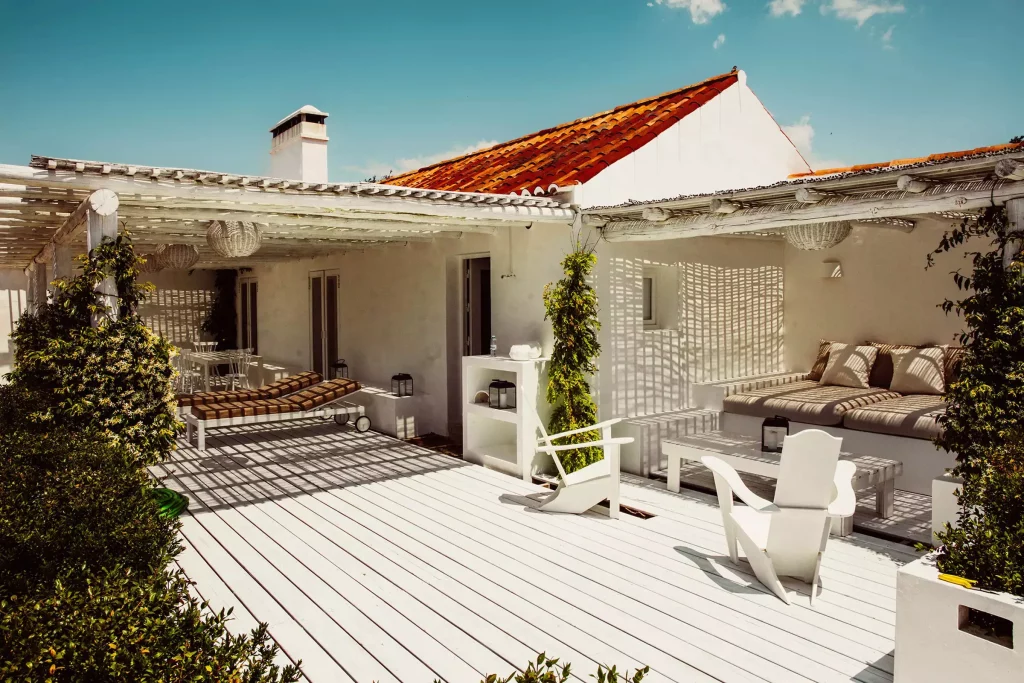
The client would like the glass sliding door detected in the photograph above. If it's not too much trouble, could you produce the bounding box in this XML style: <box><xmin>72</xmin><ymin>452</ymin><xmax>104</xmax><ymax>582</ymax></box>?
<box><xmin>309</xmin><ymin>270</ymin><xmax>340</xmax><ymax>376</ymax></box>
<box><xmin>239</xmin><ymin>278</ymin><xmax>258</xmax><ymax>352</ymax></box>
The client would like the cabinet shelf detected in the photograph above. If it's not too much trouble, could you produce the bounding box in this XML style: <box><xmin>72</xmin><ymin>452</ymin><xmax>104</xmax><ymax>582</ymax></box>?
<box><xmin>466</xmin><ymin>402</ymin><xmax>520</xmax><ymax>424</ymax></box>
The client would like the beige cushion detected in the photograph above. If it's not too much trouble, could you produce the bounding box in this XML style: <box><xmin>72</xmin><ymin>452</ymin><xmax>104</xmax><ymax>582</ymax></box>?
<box><xmin>722</xmin><ymin>380</ymin><xmax>900</xmax><ymax>426</ymax></box>
<box><xmin>820</xmin><ymin>343</ymin><xmax>878</xmax><ymax>389</ymax></box>
<box><xmin>843</xmin><ymin>394</ymin><xmax>947</xmax><ymax>440</ymax></box>
<box><xmin>806</xmin><ymin>340</ymin><xmax>837</xmax><ymax>382</ymax></box>
<box><xmin>890</xmin><ymin>347</ymin><xmax>945</xmax><ymax>395</ymax></box>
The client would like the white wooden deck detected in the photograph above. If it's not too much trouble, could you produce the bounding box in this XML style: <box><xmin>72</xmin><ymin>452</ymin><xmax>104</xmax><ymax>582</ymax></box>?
<box><xmin>153</xmin><ymin>420</ymin><xmax>914</xmax><ymax>683</ymax></box>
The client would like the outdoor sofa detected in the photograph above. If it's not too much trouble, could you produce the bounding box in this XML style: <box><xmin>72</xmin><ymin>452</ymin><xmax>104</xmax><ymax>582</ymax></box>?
<box><xmin>722</xmin><ymin>341</ymin><xmax>961</xmax><ymax>441</ymax></box>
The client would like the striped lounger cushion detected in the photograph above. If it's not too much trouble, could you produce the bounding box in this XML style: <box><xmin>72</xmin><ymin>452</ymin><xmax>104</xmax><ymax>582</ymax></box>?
<box><xmin>191</xmin><ymin>378</ymin><xmax>362</xmax><ymax>420</ymax></box>
<box><xmin>176</xmin><ymin>371</ymin><xmax>322</xmax><ymax>408</ymax></box>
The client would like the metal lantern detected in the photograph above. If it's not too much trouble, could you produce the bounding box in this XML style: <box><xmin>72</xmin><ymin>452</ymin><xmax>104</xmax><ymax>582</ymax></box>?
<box><xmin>391</xmin><ymin>373</ymin><xmax>413</xmax><ymax>397</ymax></box>
<box><xmin>206</xmin><ymin>220</ymin><xmax>263</xmax><ymax>258</ymax></box>
<box><xmin>330</xmin><ymin>359</ymin><xmax>349</xmax><ymax>380</ymax></box>
<box><xmin>157</xmin><ymin>244</ymin><xmax>200</xmax><ymax>270</ymax></box>
<box><xmin>488</xmin><ymin>379</ymin><xmax>516</xmax><ymax>410</ymax></box>
<box><xmin>784</xmin><ymin>222</ymin><xmax>852</xmax><ymax>251</ymax></box>
<box><xmin>761</xmin><ymin>415</ymin><xmax>789</xmax><ymax>453</ymax></box>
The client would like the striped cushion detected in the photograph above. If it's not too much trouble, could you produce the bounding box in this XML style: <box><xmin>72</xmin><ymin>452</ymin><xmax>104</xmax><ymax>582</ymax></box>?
<box><xmin>176</xmin><ymin>371</ymin><xmax>322</xmax><ymax>408</ymax></box>
<box><xmin>867</xmin><ymin>342</ymin><xmax>918</xmax><ymax>389</ymax></box>
<box><xmin>190</xmin><ymin>377</ymin><xmax>361</xmax><ymax>421</ymax></box>
<box><xmin>944</xmin><ymin>346</ymin><xmax>965</xmax><ymax>386</ymax></box>
<box><xmin>806</xmin><ymin>340</ymin><xmax>838</xmax><ymax>382</ymax></box>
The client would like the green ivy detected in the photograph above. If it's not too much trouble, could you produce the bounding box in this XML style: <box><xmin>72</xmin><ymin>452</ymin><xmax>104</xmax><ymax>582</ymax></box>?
<box><xmin>7</xmin><ymin>234</ymin><xmax>178</xmax><ymax>467</ymax></box>
<box><xmin>543</xmin><ymin>237</ymin><xmax>602</xmax><ymax>474</ymax></box>
<box><xmin>929</xmin><ymin>205</ymin><xmax>1024</xmax><ymax>596</ymax></box>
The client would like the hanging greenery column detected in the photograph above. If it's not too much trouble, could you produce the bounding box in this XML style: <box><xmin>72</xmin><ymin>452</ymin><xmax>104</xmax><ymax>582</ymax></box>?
<box><xmin>543</xmin><ymin>230</ymin><xmax>601</xmax><ymax>473</ymax></box>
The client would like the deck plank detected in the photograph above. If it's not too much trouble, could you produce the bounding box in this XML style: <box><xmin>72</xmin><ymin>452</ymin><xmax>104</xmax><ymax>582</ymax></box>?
<box><xmin>156</xmin><ymin>421</ymin><xmax>900</xmax><ymax>683</ymax></box>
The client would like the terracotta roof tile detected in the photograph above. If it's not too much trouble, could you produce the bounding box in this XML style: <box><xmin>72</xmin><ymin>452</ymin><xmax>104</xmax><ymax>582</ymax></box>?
<box><xmin>789</xmin><ymin>142</ymin><xmax>1024</xmax><ymax>178</ymax></box>
<box><xmin>383</xmin><ymin>70</ymin><xmax>741</xmax><ymax>194</ymax></box>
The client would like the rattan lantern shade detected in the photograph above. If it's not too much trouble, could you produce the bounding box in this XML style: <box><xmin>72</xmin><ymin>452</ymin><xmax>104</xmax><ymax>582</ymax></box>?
<box><xmin>138</xmin><ymin>253</ymin><xmax>164</xmax><ymax>273</ymax></box>
<box><xmin>157</xmin><ymin>244</ymin><xmax>200</xmax><ymax>270</ymax></box>
<box><xmin>785</xmin><ymin>222</ymin><xmax>852</xmax><ymax>251</ymax></box>
<box><xmin>206</xmin><ymin>221</ymin><xmax>263</xmax><ymax>258</ymax></box>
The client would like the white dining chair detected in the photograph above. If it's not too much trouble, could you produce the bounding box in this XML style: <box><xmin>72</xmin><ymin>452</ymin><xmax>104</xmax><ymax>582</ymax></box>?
<box><xmin>223</xmin><ymin>348</ymin><xmax>252</xmax><ymax>390</ymax></box>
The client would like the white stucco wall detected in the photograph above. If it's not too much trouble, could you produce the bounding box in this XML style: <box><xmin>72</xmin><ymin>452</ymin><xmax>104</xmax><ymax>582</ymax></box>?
<box><xmin>0</xmin><ymin>269</ymin><xmax>27</xmax><ymax>380</ymax></box>
<box><xmin>596</xmin><ymin>236</ymin><xmax>786</xmax><ymax>420</ymax></box>
<box><xmin>783</xmin><ymin>219</ymin><xmax>967</xmax><ymax>372</ymax></box>
<box><xmin>576</xmin><ymin>73</ymin><xmax>810</xmax><ymax>208</ymax></box>
<box><xmin>138</xmin><ymin>270</ymin><xmax>217</xmax><ymax>347</ymax></box>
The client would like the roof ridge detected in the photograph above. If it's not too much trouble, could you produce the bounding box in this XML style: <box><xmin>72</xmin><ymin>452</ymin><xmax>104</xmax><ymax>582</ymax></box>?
<box><xmin>385</xmin><ymin>69</ymin><xmax>740</xmax><ymax>184</ymax></box>
<box><xmin>789</xmin><ymin>141</ymin><xmax>1024</xmax><ymax>178</ymax></box>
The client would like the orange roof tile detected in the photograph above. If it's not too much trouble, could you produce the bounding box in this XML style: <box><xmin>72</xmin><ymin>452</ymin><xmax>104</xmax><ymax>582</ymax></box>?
<box><xmin>383</xmin><ymin>70</ymin><xmax>741</xmax><ymax>194</ymax></box>
<box><xmin>789</xmin><ymin>142</ymin><xmax>1024</xmax><ymax>179</ymax></box>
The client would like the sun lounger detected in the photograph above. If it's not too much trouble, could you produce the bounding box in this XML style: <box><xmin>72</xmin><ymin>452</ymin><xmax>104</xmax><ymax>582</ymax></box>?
<box><xmin>175</xmin><ymin>371</ymin><xmax>323</xmax><ymax>415</ymax></box>
<box><xmin>183</xmin><ymin>377</ymin><xmax>369</xmax><ymax>451</ymax></box>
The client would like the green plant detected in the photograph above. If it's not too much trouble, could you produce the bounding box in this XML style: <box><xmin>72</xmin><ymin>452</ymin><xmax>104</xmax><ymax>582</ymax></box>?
<box><xmin>467</xmin><ymin>653</ymin><xmax>648</xmax><ymax>683</ymax></box>
<box><xmin>8</xmin><ymin>234</ymin><xmax>178</xmax><ymax>467</ymax></box>
<box><xmin>543</xmin><ymin>233</ymin><xmax>602</xmax><ymax>474</ymax></box>
<box><xmin>929</xmin><ymin>205</ymin><xmax>1024</xmax><ymax>595</ymax></box>
<box><xmin>0</xmin><ymin>393</ymin><xmax>178</xmax><ymax>594</ymax></box>
<box><xmin>1</xmin><ymin>564</ymin><xmax>301</xmax><ymax>683</ymax></box>
<box><xmin>202</xmin><ymin>269</ymin><xmax>239</xmax><ymax>349</ymax></box>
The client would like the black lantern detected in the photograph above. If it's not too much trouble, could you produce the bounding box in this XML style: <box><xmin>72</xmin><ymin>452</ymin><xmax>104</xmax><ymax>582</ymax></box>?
<box><xmin>330</xmin><ymin>359</ymin><xmax>349</xmax><ymax>380</ymax></box>
<box><xmin>761</xmin><ymin>415</ymin><xmax>789</xmax><ymax>453</ymax></box>
<box><xmin>488</xmin><ymin>379</ymin><xmax>516</xmax><ymax>410</ymax></box>
<box><xmin>391</xmin><ymin>373</ymin><xmax>413</xmax><ymax>397</ymax></box>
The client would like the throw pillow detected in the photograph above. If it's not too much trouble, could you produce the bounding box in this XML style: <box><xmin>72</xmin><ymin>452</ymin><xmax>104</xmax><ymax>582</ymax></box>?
<box><xmin>867</xmin><ymin>342</ymin><xmax>918</xmax><ymax>388</ymax></box>
<box><xmin>807</xmin><ymin>339</ymin><xmax>837</xmax><ymax>381</ymax></box>
<box><xmin>890</xmin><ymin>347</ymin><xmax>946</xmax><ymax>395</ymax></box>
<box><xmin>819</xmin><ymin>343</ymin><xmax>879</xmax><ymax>389</ymax></box>
<box><xmin>944</xmin><ymin>346</ymin><xmax>965</xmax><ymax>387</ymax></box>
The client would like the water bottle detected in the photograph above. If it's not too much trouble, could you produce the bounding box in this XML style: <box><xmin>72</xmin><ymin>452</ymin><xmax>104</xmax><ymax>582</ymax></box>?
<box><xmin>489</xmin><ymin>335</ymin><xmax>497</xmax><ymax>357</ymax></box>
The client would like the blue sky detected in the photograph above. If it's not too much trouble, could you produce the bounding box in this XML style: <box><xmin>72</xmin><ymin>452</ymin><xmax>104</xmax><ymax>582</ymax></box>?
<box><xmin>0</xmin><ymin>0</ymin><xmax>1020</xmax><ymax>181</ymax></box>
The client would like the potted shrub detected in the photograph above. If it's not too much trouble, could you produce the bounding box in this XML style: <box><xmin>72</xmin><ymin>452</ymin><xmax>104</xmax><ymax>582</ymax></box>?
<box><xmin>895</xmin><ymin>204</ymin><xmax>1024</xmax><ymax>682</ymax></box>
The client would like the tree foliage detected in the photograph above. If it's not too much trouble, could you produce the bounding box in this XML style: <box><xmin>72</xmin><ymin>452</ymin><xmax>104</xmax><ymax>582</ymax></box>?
<box><xmin>8</xmin><ymin>234</ymin><xmax>178</xmax><ymax>467</ymax></box>
<box><xmin>930</xmin><ymin>205</ymin><xmax>1024</xmax><ymax>595</ymax></box>
<box><xmin>543</xmin><ymin>232</ymin><xmax>602</xmax><ymax>473</ymax></box>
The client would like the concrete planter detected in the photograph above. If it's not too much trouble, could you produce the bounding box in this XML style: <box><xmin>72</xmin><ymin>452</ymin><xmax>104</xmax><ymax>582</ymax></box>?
<box><xmin>895</xmin><ymin>554</ymin><xmax>1024</xmax><ymax>682</ymax></box>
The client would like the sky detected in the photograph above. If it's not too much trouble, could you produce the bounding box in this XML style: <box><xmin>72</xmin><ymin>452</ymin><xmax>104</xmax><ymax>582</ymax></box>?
<box><xmin>0</xmin><ymin>1</ymin><xmax>1020</xmax><ymax>182</ymax></box>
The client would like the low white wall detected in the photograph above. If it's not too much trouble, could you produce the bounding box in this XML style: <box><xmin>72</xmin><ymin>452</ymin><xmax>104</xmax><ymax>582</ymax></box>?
<box><xmin>0</xmin><ymin>269</ymin><xmax>27</xmax><ymax>380</ymax></box>
<box><xmin>784</xmin><ymin>218</ymin><xmax>967</xmax><ymax>372</ymax></box>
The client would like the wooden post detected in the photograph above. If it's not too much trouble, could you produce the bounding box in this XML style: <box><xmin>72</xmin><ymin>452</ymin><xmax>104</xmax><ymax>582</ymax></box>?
<box><xmin>83</xmin><ymin>189</ymin><xmax>120</xmax><ymax>322</ymax></box>
<box><xmin>1005</xmin><ymin>198</ymin><xmax>1024</xmax><ymax>270</ymax></box>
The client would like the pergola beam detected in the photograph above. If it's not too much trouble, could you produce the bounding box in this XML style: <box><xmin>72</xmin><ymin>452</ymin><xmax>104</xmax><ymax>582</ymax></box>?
<box><xmin>601</xmin><ymin>180</ymin><xmax>1024</xmax><ymax>242</ymax></box>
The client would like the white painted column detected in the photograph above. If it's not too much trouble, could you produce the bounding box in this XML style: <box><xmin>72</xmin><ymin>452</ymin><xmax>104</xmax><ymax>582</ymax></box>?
<box><xmin>25</xmin><ymin>263</ymin><xmax>47</xmax><ymax>313</ymax></box>
<box><xmin>83</xmin><ymin>189</ymin><xmax>120</xmax><ymax>322</ymax></box>
<box><xmin>1005</xmin><ymin>197</ymin><xmax>1024</xmax><ymax>269</ymax></box>
<box><xmin>52</xmin><ymin>243</ymin><xmax>73</xmax><ymax>282</ymax></box>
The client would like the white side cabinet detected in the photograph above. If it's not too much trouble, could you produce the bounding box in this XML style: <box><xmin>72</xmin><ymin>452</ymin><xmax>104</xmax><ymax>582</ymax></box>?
<box><xmin>462</xmin><ymin>356</ymin><xmax>547</xmax><ymax>481</ymax></box>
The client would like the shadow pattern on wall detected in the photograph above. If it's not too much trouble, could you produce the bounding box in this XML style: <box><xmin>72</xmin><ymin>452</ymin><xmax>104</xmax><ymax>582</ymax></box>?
<box><xmin>607</xmin><ymin>257</ymin><xmax>783</xmax><ymax>419</ymax></box>
<box><xmin>139</xmin><ymin>288</ymin><xmax>214</xmax><ymax>347</ymax></box>
<box><xmin>0</xmin><ymin>285</ymin><xmax>27</xmax><ymax>379</ymax></box>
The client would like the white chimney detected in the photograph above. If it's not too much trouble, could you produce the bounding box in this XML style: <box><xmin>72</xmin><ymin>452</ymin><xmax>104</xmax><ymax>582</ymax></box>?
<box><xmin>269</xmin><ymin>105</ymin><xmax>329</xmax><ymax>182</ymax></box>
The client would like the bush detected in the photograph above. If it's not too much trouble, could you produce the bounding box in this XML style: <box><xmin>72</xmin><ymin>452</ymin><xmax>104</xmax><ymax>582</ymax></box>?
<box><xmin>1</xmin><ymin>564</ymin><xmax>300</xmax><ymax>683</ymax></box>
<box><xmin>8</xmin><ymin>235</ymin><xmax>177</xmax><ymax>467</ymax></box>
<box><xmin>474</xmin><ymin>653</ymin><xmax>648</xmax><ymax>683</ymax></box>
<box><xmin>543</xmin><ymin>241</ymin><xmax>602</xmax><ymax>474</ymax></box>
<box><xmin>0</xmin><ymin>387</ymin><xmax>177</xmax><ymax>594</ymax></box>
<box><xmin>930</xmin><ymin>205</ymin><xmax>1024</xmax><ymax>595</ymax></box>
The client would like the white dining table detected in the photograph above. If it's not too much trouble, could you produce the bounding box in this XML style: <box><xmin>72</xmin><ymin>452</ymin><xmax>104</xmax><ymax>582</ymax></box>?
<box><xmin>187</xmin><ymin>350</ymin><xmax>264</xmax><ymax>392</ymax></box>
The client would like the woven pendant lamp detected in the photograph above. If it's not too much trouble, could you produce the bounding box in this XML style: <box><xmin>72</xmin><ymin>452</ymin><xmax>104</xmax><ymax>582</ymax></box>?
<box><xmin>785</xmin><ymin>222</ymin><xmax>852</xmax><ymax>251</ymax></box>
<box><xmin>157</xmin><ymin>244</ymin><xmax>200</xmax><ymax>270</ymax></box>
<box><xmin>206</xmin><ymin>220</ymin><xmax>263</xmax><ymax>258</ymax></box>
<box><xmin>138</xmin><ymin>253</ymin><xmax>164</xmax><ymax>273</ymax></box>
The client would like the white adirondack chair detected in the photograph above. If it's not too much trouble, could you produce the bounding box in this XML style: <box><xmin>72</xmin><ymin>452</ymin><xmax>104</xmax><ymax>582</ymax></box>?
<box><xmin>533</xmin><ymin>413</ymin><xmax>633</xmax><ymax>519</ymax></box>
<box><xmin>701</xmin><ymin>429</ymin><xmax>857</xmax><ymax>605</ymax></box>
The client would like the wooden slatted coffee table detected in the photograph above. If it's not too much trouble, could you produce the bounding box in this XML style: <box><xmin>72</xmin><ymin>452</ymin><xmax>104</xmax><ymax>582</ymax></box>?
<box><xmin>662</xmin><ymin>430</ymin><xmax>902</xmax><ymax>536</ymax></box>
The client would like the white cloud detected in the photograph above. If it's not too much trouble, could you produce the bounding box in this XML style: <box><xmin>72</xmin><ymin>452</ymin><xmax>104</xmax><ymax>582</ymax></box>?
<box><xmin>822</xmin><ymin>0</ymin><xmax>904</xmax><ymax>27</ymax></box>
<box><xmin>655</xmin><ymin>0</ymin><xmax>726</xmax><ymax>24</ymax></box>
<box><xmin>713</xmin><ymin>33</ymin><xmax>726</xmax><ymax>49</ymax></box>
<box><xmin>353</xmin><ymin>140</ymin><xmax>499</xmax><ymax>179</ymax></box>
<box><xmin>881</xmin><ymin>24</ymin><xmax>895</xmax><ymax>48</ymax></box>
<box><xmin>768</xmin><ymin>0</ymin><xmax>806</xmax><ymax>17</ymax></box>
<box><xmin>782</xmin><ymin>115</ymin><xmax>846</xmax><ymax>171</ymax></box>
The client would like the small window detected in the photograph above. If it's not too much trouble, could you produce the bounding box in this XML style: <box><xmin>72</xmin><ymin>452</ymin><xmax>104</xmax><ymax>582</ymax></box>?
<box><xmin>642</xmin><ymin>276</ymin><xmax>657</xmax><ymax>327</ymax></box>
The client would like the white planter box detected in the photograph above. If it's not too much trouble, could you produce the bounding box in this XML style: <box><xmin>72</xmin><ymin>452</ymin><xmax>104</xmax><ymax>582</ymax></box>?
<box><xmin>896</xmin><ymin>554</ymin><xmax>1024</xmax><ymax>682</ymax></box>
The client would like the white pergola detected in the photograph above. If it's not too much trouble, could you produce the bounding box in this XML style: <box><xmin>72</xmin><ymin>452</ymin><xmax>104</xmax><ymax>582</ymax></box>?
<box><xmin>586</xmin><ymin>148</ymin><xmax>1024</xmax><ymax>243</ymax></box>
<box><xmin>0</xmin><ymin>155</ymin><xmax>576</xmax><ymax>311</ymax></box>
